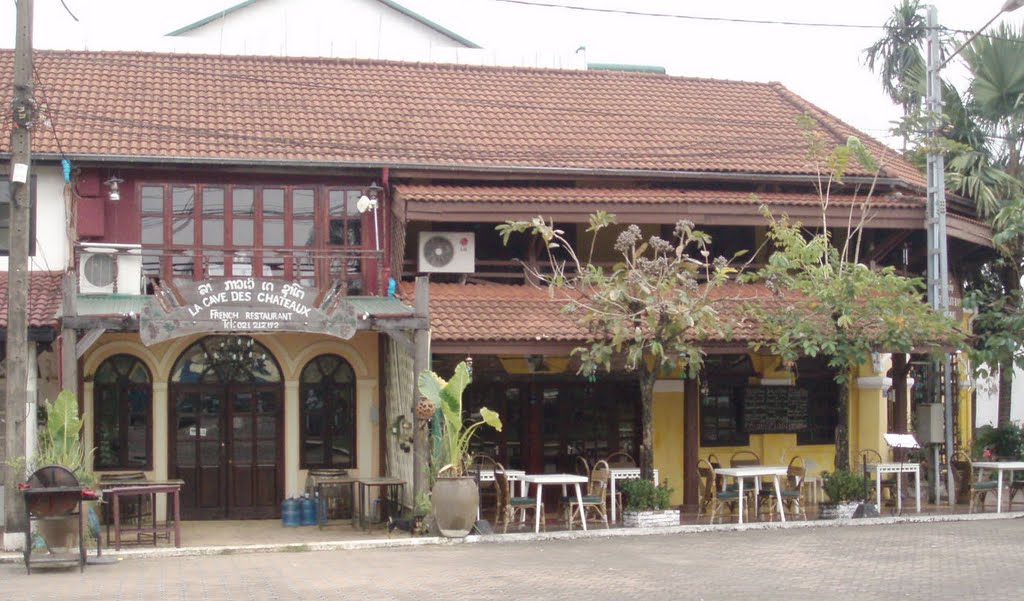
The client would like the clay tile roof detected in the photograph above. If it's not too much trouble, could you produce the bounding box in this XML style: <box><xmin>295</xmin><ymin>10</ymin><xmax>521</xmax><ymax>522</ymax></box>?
<box><xmin>394</xmin><ymin>184</ymin><xmax>925</xmax><ymax>209</ymax></box>
<box><xmin>398</xmin><ymin>280</ymin><xmax>781</xmax><ymax>344</ymax></box>
<box><xmin>0</xmin><ymin>50</ymin><xmax>921</xmax><ymax>185</ymax></box>
<box><xmin>0</xmin><ymin>271</ymin><xmax>64</xmax><ymax>329</ymax></box>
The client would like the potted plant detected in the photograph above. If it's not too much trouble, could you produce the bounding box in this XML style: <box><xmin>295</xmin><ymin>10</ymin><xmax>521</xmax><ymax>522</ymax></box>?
<box><xmin>619</xmin><ymin>479</ymin><xmax>678</xmax><ymax>528</ymax></box>
<box><xmin>818</xmin><ymin>468</ymin><xmax>865</xmax><ymax>519</ymax></box>
<box><xmin>18</xmin><ymin>390</ymin><xmax>98</xmax><ymax>551</ymax></box>
<box><xmin>417</xmin><ymin>361</ymin><xmax>501</xmax><ymax>537</ymax></box>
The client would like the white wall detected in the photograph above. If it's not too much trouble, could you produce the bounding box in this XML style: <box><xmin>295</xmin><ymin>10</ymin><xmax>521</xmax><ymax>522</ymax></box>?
<box><xmin>176</xmin><ymin>0</ymin><xmax>470</xmax><ymax>59</ymax></box>
<box><xmin>0</xmin><ymin>165</ymin><xmax>71</xmax><ymax>273</ymax></box>
<box><xmin>974</xmin><ymin>365</ymin><xmax>1024</xmax><ymax>427</ymax></box>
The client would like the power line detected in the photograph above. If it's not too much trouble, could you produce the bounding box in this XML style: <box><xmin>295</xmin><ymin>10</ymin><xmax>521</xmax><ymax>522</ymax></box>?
<box><xmin>489</xmin><ymin>0</ymin><xmax>887</xmax><ymax>30</ymax></box>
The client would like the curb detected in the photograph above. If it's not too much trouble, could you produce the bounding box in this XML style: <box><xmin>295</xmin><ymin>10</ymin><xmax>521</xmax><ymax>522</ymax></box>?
<box><xmin>3</xmin><ymin>510</ymin><xmax>1022</xmax><ymax>563</ymax></box>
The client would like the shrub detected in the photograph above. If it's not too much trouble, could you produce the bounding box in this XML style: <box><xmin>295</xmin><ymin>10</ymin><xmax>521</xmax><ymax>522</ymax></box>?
<box><xmin>620</xmin><ymin>478</ymin><xmax>674</xmax><ymax>511</ymax></box>
<box><xmin>972</xmin><ymin>423</ymin><xmax>1024</xmax><ymax>460</ymax></box>
<box><xmin>821</xmin><ymin>469</ymin><xmax>865</xmax><ymax>503</ymax></box>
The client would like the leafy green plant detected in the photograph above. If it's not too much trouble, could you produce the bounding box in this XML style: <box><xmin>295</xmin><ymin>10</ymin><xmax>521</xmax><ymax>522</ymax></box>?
<box><xmin>417</xmin><ymin>361</ymin><xmax>502</xmax><ymax>477</ymax></box>
<box><xmin>972</xmin><ymin>422</ymin><xmax>1024</xmax><ymax>460</ymax></box>
<box><xmin>5</xmin><ymin>389</ymin><xmax>97</xmax><ymax>488</ymax></box>
<box><xmin>619</xmin><ymin>478</ymin><xmax>674</xmax><ymax>511</ymax></box>
<box><xmin>35</xmin><ymin>389</ymin><xmax>96</xmax><ymax>488</ymax></box>
<box><xmin>821</xmin><ymin>469</ymin><xmax>866</xmax><ymax>503</ymax></box>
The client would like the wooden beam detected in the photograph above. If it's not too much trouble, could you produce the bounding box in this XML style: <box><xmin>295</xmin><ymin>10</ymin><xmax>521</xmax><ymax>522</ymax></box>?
<box><xmin>62</xmin><ymin>316</ymin><xmax>138</xmax><ymax>330</ymax></box>
<box><xmin>75</xmin><ymin>327</ymin><xmax>107</xmax><ymax>359</ymax></box>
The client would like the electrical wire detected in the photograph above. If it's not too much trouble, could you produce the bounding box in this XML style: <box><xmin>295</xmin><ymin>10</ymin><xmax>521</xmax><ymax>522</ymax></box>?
<box><xmin>488</xmin><ymin>0</ymin><xmax>889</xmax><ymax>29</ymax></box>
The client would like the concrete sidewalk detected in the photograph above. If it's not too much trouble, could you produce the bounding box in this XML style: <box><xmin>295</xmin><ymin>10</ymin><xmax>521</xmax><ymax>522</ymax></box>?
<box><xmin>4</xmin><ymin>509</ymin><xmax>1022</xmax><ymax>564</ymax></box>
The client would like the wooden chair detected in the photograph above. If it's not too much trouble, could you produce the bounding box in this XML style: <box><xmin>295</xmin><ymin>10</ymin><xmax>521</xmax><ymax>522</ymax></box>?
<box><xmin>567</xmin><ymin>460</ymin><xmax>611</xmax><ymax>530</ymax></box>
<box><xmin>707</xmin><ymin>453</ymin><xmax>725</xmax><ymax>492</ymax></box>
<box><xmin>697</xmin><ymin>459</ymin><xmax>740</xmax><ymax>523</ymax></box>
<box><xmin>98</xmin><ymin>472</ymin><xmax>152</xmax><ymax>544</ymax></box>
<box><xmin>493</xmin><ymin>463</ymin><xmax>543</xmax><ymax>533</ymax></box>
<box><xmin>758</xmin><ymin>456</ymin><xmax>807</xmax><ymax>521</ymax></box>
<box><xmin>949</xmin><ymin>451</ymin><xmax>973</xmax><ymax>506</ymax></box>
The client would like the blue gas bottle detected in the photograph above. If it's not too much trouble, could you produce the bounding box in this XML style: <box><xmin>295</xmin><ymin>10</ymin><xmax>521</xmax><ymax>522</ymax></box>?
<box><xmin>299</xmin><ymin>494</ymin><xmax>318</xmax><ymax>526</ymax></box>
<box><xmin>281</xmin><ymin>497</ymin><xmax>300</xmax><ymax>527</ymax></box>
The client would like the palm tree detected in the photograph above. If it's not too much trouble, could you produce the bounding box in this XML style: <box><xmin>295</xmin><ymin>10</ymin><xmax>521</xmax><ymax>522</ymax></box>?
<box><xmin>863</xmin><ymin>0</ymin><xmax>930</xmax><ymax>149</ymax></box>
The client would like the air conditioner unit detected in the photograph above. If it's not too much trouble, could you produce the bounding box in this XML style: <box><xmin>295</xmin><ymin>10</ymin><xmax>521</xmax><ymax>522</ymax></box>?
<box><xmin>78</xmin><ymin>243</ymin><xmax>144</xmax><ymax>295</ymax></box>
<box><xmin>418</xmin><ymin>232</ymin><xmax>475</xmax><ymax>273</ymax></box>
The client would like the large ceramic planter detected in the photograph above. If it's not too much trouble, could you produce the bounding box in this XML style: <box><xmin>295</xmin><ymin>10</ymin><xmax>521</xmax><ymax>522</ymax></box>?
<box><xmin>623</xmin><ymin>509</ymin><xmax>680</xmax><ymax>528</ymax></box>
<box><xmin>431</xmin><ymin>476</ymin><xmax>479</xmax><ymax>538</ymax></box>
<box><xmin>817</xmin><ymin>501</ymin><xmax>860</xmax><ymax>520</ymax></box>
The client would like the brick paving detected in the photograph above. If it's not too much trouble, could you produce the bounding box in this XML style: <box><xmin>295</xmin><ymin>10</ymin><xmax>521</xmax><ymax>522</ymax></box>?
<box><xmin>2</xmin><ymin>517</ymin><xmax>1023</xmax><ymax>600</ymax></box>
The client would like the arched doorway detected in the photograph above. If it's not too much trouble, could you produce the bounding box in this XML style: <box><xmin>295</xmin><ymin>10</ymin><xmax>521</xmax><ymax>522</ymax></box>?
<box><xmin>169</xmin><ymin>336</ymin><xmax>283</xmax><ymax>519</ymax></box>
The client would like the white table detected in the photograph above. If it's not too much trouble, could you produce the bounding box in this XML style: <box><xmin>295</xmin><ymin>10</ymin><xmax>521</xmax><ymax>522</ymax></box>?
<box><xmin>608</xmin><ymin>467</ymin><xmax>659</xmax><ymax>524</ymax></box>
<box><xmin>971</xmin><ymin>461</ymin><xmax>1024</xmax><ymax>513</ymax></box>
<box><xmin>870</xmin><ymin>462</ymin><xmax>921</xmax><ymax>513</ymax></box>
<box><xmin>520</xmin><ymin>473</ymin><xmax>588</xmax><ymax>533</ymax></box>
<box><xmin>714</xmin><ymin>466</ymin><xmax>787</xmax><ymax>524</ymax></box>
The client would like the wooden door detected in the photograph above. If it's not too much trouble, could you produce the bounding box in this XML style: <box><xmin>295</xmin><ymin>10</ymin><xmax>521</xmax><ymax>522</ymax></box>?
<box><xmin>226</xmin><ymin>386</ymin><xmax>281</xmax><ymax>518</ymax></box>
<box><xmin>172</xmin><ymin>385</ymin><xmax>282</xmax><ymax>519</ymax></box>
<box><xmin>172</xmin><ymin>386</ymin><xmax>227</xmax><ymax>519</ymax></box>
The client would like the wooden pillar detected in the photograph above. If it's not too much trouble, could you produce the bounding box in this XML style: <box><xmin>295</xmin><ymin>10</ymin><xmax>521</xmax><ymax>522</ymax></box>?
<box><xmin>892</xmin><ymin>354</ymin><xmax>909</xmax><ymax>433</ymax></box>
<box><xmin>683</xmin><ymin>377</ymin><xmax>700</xmax><ymax>509</ymax></box>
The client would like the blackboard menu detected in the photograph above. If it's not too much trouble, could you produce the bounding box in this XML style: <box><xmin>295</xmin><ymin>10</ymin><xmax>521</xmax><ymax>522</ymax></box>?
<box><xmin>742</xmin><ymin>386</ymin><xmax>809</xmax><ymax>433</ymax></box>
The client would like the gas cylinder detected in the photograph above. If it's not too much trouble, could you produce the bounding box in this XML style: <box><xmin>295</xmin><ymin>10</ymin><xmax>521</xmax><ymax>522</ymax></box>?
<box><xmin>281</xmin><ymin>497</ymin><xmax>300</xmax><ymax>527</ymax></box>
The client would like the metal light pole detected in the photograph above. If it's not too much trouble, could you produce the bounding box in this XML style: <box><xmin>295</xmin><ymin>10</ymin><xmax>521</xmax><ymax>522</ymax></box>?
<box><xmin>925</xmin><ymin>1</ymin><xmax>1024</xmax><ymax>507</ymax></box>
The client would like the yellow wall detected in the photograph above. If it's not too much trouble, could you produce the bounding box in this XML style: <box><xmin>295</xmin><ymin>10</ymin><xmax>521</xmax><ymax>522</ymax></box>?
<box><xmin>652</xmin><ymin>380</ymin><xmax>685</xmax><ymax>505</ymax></box>
<box><xmin>81</xmin><ymin>331</ymin><xmax>382</xmax><ymax>516</ymax></box>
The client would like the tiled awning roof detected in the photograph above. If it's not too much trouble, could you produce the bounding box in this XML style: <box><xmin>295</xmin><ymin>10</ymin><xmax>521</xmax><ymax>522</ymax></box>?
<box><xmin>0</xmin><ymin>271</ymin><xmax>64</xmax><ymax>329</ymax></box>
<box><xmin>398</xmin><ymin>281</ymin><xmax>786</xmax><ymax>350</ymax></box>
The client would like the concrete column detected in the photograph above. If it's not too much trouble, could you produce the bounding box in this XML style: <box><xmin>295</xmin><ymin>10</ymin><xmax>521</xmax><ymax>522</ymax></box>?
<box><xmin>652</xmin><ymin>379</ymin><xmax>685</xmax><ymax>506</ymax></box>
<box><xmin>284</xmin><ymin>380</ymin><xmax>299</xmax><ymax>496</ymax></box>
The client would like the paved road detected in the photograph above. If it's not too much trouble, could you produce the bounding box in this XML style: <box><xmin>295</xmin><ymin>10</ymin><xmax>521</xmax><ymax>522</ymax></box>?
<box><xmin>2</xmin><ymin>518</ymin><xmax>1022</xmax><ymax>600</ymax></box>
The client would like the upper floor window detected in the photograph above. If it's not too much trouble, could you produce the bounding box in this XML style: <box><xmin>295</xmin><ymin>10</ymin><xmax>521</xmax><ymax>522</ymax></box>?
<box><xmin>94</xmin><ymin>354</ymin><xmax>152</xmax><ymax>469</ymax></box>
<box><xmin>140</xmin><ymin>184</ymin><xmax>368</xmax><ymax>293</ymax></box>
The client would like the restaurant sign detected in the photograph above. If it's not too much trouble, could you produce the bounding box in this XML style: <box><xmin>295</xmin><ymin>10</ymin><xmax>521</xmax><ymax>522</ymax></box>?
<box><xmin>140</xmin><ymin>278</ymin><xmax>358</xmax><ymax>345</ymax></box>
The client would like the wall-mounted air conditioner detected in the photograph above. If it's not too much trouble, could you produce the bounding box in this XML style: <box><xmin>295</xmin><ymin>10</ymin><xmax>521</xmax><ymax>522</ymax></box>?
<box><xmin>78</xmin><ymin>243</ymin><xmax>144</xmax><ymax>295</ymax></box>
<box><xmin>418</xmin><ymin>232</ymin><xmax>475</xmax><ymax>273</ymax></box>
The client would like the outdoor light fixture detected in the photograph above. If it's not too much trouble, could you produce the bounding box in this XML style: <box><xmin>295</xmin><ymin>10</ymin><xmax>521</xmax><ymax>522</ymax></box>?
<box><xmin>104</xmin><ymin>175</ymin><xmax>124</xmax><ymax>202</ymax></box>
<box><xmin>357</xmin><ymin>181</ymin><xmax>383</xmax><ymax>251</ymax></box>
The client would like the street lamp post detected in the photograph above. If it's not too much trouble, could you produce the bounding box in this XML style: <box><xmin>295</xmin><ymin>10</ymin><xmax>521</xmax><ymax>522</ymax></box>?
<box><xmin>925</xmin><ymin>1</ymin><xmax>1024</xmax><ymax>506</ymax></box>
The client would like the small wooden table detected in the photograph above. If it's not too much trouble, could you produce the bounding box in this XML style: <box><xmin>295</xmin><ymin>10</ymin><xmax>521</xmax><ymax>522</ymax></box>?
<box><xmin>520</xmin><ymin>473</ymin><xmax>588</xmax><ymax>533</ymax></box>
<box><xmin>103</xmin><ymin>480</ymin><xmax>183</xmax><ymax>550</ymax></box>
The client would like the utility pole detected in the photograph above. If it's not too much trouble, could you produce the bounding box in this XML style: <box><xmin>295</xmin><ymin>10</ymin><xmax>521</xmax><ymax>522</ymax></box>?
<box><xmin>924</xmin><ymin>4</ymin><xmax>956</xmax><ymax>509</ymax></box>
<box><xmin>4</xmin><ymin>0</ymin><xmax>33</xmax><ymax>549</ymax></box>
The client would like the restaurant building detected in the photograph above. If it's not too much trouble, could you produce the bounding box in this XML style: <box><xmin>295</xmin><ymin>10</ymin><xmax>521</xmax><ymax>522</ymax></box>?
<box><xmin>0</xmin><ymin>49</ymin><xmax>987</xmax><ymax>520</ymax></box>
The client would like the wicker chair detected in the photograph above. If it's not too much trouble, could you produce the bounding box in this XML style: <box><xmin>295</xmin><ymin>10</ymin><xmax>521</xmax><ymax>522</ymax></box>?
<box><xmin>758</xmin><ymin>456</ymin><xmax>807</xmax><ymax>521</ymax></box>
<box><xmin>605</xmin><ymin>451</ymin><xmax>637</xmax><ymax>468</ymax></box>
<box><xmin>470</xmin><ymin>454</ymin><xmax>499</xmax><ymax>520</ymax></box>
<box><xmin>494</xmin><ymin>463</ymin><xmax>543</xmax><ymax>533</ymax></box>
<box><xmin>567</xmin><ymin>460</ymin><xmax>611</xmax><ymax>530</ymax></box>
<box><xmin>697</xmin><ymin>459</ymin><xmax>740</xmax><ymax>523</ymax></box>
<box><xmin>956</xmin><ymin>455</ymin><xmax>1000</xmax><ymax>513</ymax></box>
<box><xmin>1008</xmin><ymin>471</ymin><xmax>1024</xmax><ymax>510</ymax></box>
<box><xmin>729</xmin><ymin>450</ymin><xmax>761</xmax><ymax>467</ymax></box>
<box><xmin>858</xmin><ymin>449</ymin><xmax>896</xmax><ymax>508</ymax></box>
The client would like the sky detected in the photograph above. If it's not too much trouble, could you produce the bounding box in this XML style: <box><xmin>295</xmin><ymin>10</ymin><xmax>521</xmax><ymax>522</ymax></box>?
<box><xmin>1</xmin><ymin>0</ymin><xmax>1021</xmax><ymax>149</ymax></box>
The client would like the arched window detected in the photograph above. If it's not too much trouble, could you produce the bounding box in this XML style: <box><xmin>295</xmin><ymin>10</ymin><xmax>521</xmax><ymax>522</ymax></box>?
<box><xmin>300</xmin><ymin>354</ymin><xmax>356</xmax><ymax>469</ymax></box>
<box><xmin>170</xmin><ymin>335</ymin><xmax>281</xmax><ymax>384</ymax></box>
<box><xmin>94</xmin><ymin>354</ymin><xmax>152</xmax><ymax>469</ymax></box>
